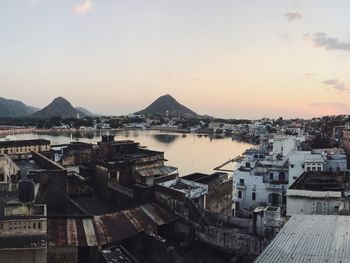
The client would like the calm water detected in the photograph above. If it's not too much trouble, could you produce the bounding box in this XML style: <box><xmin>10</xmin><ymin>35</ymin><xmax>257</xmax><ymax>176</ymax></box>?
<box><xmin>8</xmin><ymin>130</ymin><xmax>253</xmax><ymax>175</ymax></box>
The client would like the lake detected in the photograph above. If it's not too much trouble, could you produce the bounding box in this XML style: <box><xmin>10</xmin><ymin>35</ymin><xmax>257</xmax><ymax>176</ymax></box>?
<box><xmin>8</xmin><ymin>130</ymin><xmax>254</xmax><ymax>176</ymax></box>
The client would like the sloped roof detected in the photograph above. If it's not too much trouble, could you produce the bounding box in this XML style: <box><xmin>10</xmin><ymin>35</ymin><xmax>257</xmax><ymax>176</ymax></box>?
<box><xmin>256</xmin><ymin>214</ymin><xmax>350</xmax><ymax>263</ymax></box>
<box><xmin>48</xmin><ymin>203</ymin><xmax>175</xmax><ymax>247</ymax></box>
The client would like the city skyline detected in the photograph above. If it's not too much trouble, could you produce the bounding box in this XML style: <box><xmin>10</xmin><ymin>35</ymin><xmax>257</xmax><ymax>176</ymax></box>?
<box><xmin>1</xmin><ymin>0</ymin><xmax>350</xmax><ymax>118</ymax></box>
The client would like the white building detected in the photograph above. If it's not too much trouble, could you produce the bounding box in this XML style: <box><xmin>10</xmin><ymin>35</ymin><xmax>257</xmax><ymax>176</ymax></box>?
<box><xmin>287</xmin><ymin>171</ymin><xmax>347</xmax><ymax>216</ymax></box>
<box><xmin>233</xmin><ymin>134</ymin><xmax>347</xmax><ymax>214</ymax></box>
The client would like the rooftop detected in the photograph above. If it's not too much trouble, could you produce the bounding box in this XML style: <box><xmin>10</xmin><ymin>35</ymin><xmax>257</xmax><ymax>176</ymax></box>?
<box><xmin>157</xmin><ymin>178</ymin><xmax>208</xmax><ymax>199</ymax></box>
<box><xmin>0</xmin><ymin>235</ymin><xmax>46</xmax><ymax>250</ymax></box>
<box><xmin>182</xmin><ymin>172</ymin><xmax>228</xmax><ymax>184</ymax></box>
<box><xmin>0</xmin><ymin>139</ymin><xmax>50</xmax><ymax>148</ymax></box>
<box><xmin>15</xmin><ymin>159</ymin><xmax>43</xmax><ymax>178</ymax></box>
<box><xmin>289</xmin><ymin>171</ymin><xmax>350</xmax><ymax>192</ymax></box>
<box><xmin>69</xmin><ymin>195</ymin><xmax>118</xmax><ymax>216</ymax></box>
<box><xmin>256</xmin><ymin>214</ymin><xmax>350</xmax><ymax>263</ymax></box>
<box><xmin>100</xmin><ymin>245</ymin><xmax>138</xmax><ymax>263</ymax></box>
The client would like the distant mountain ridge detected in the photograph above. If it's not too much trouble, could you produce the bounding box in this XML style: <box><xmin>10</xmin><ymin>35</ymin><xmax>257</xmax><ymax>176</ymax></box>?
<box><xmin>135</xmin><ymin>94</ymin><xmax>198</xmax><ymax>117</ymax></box>
<box><xmin>30</xmin><ymin>97</ymin><xmax>88</xmax><ymax>119</ymax></box>
<box><xmin>0</xmin><ymin>97</ymin><xmax>39</xmax><ymax>117</ymax></box>
<box><xmin>75</xmin><ymin>107</ymin><xmax>96</xmax><ymax>117</ymax></box>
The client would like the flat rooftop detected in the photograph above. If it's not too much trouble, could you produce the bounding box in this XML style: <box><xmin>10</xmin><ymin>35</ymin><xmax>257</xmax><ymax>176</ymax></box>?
<box><xmin>15</xmin><ymin>159</ymin><xmax>43</xmax><ymax>178</ymax></box>
<box><xmin>158</xmin><ymin>178</ymin><xmax>208</xmax><ymax>199</ymax></box>
<box><xmin>0</xmin><ymin>139</ymin><xmax>50</xmax><ymax>148</ymax></box>
<box><xmin>182</xmin><ymin>172</ymin><xmax>228</xmax><ymax>184</ymax></box>
<box><xmin>100</xmin><ymin>245</ymin><xmax>138</xmax><ymax>263</ymax></box>
<box><xmin>69</xmin><ymin>195</ymin><xmax>118</xmax><ymax>215</ymax></box>
<box><xmin>256</xmin><ymin>214</ymin><xmax>350</xmax><ymax>263</ymax></box>
<box><xmin>289</xmin><ymin>171</ymin><xmax>350</xmax><ymax>191</ymax></box>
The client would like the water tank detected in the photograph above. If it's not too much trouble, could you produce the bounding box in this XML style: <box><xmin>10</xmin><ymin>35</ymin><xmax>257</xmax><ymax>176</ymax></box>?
<box><xmin>18</xmin><ymin>179</ymin><xmax>35</xmax><ymax>203</ymax></box>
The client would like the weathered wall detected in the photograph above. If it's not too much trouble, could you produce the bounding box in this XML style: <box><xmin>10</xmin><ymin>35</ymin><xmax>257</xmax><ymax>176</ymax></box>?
<box><xmin>47</xmin><ymin>247</ymin><xmax>77</xmax><ymax>263</ymax></box>
<box><xmin>0</xmin><ymin>248</ymin><xmax>47</xmax><ymax>263</ymax></box>
<box><xmin>195</xmin><ymin>226</ymin><xmax>265</xmax><ymax>256</ymax></box>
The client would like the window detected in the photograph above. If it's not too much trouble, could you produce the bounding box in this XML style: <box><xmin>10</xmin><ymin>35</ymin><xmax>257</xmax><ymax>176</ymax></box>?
<box><xmin>238</xmin><ymin>191</ymin><xmax>242</xmax><ymax>198</ymax></box>
<box><xmin>302</xmin><ymin>164</ymin><xmax>305</xmax><ymax>169</ymax></box>
<box><xmin>252</xmin><ymin>192</ymin><xmax>256</xmax><ymax>200</ymax></box>
<box><xmin>239</xmin><ymin>179</ymin><xmax>244</xmax><ymax>186</ymax></box>
<box><xmin>307</xmin><ymin>167</ymin><xmax>311</xmax><ymax>171</ymax></box>
<box><xmin>329</xmin><ymin>167</ymin><xmax>333</xmax><ymax>172</ymax></box>
<box><xmin>312</xmin><ymin>167</ymin><xmax>316</xmax><ymax>171</ymax></box>
<box><xmin>270</xmin><ymin>173</ymin><xmax>274</xmax><ymax>180</ymax></box>
<box><xmin>317</xmin><ymin>167</ymin><xmax>321</xmax><ymax>171</ymax></box>
<box><xmin>278</xmin><ymin>172</ymin><xmax>286</xmax><ymax>181</ymax></box>
<box><xmin>290</xmin><ymin>164</ymin><xmax>294</xmax><ymax>168</ymax></box>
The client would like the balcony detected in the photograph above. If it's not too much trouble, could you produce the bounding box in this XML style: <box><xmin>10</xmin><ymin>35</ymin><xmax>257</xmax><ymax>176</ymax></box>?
<box><xmin>236</xmin><ymin>182</ymin><xmax>246</xmax><ymax>189</ymax></box>
<box><xmin>266</xmin><ymin>181</ymin><xmax>288</xmax><ymax>191</ymax></box>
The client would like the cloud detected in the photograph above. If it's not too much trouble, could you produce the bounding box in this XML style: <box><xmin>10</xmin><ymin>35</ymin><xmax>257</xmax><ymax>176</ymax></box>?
<box><xmin>303</xmin><ymin>73</ymin><xmax>315</xmax><ymax>78</ymax></box>
<box><xmin>323</xmin><ymin>79</ymin><xmax>339</xmax><ymax>85</ymax></box>
<box><xmin>309</xmin><ymin>102</ymin><xmax>349</xmax><ymax>108</ymax></box>
<box><xmin>74</xmin><ymin>0</ymin><xmax>92</xmax><ymax>15</ymax></box>
<box><xmin>323</xmin><ymin>79</ymin><xmax>349</xmax><ymax>92</ymax></box>
<box><xmin>312</xmin><ymin>33</ymin><xmax>350</xmax><ymax>51</ymax></box>
<box><xmin>285</xmin><ymin>11</ymin><xmax>302</xmax><ymax>21</ymax></box>
<box><xmin>277</xmin><ymin>33</ymin><xmax>290</xmax><ymax>41</ymax></box>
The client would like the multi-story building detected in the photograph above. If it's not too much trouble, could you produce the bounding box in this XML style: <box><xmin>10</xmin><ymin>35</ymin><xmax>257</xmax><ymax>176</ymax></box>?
<box><xmin>233</xmin><ymin>134</ymin><xmax>348</xmax><ymax>214</ymax></box>
<box><xmin>286</xmin><ymin>171</ymin><xmax>349</xmax><ymax>216</ymax></box>
<box><xmin>0</xmin><ymin>181</ymin><xmax>47</xmax><ymax>263</ymax></box>
<box><xmin>0</xmin><ymin>139</ymin><xmax>50</xmax><ymax>155</ymax></box>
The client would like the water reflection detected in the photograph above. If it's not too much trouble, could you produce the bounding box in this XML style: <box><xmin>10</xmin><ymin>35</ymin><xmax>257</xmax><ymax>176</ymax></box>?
<box><xmin>13</xmin><ymin>130</ymin><xmax>254</xmax><ymax>175</ymax></box>
<box><xmin>153</xmin><ymin>134</ymin><xmax>179</xmax><ymax>144</ymax></box>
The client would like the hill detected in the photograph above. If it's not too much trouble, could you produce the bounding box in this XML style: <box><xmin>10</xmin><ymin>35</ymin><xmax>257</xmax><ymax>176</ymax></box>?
<box><xmin>75</xmin><ymin>107</ymin><xmax>95</xmax><ymax>117</ymax></box>
<box><xmin>0</xmin><ymin>97</ymin><xmax>39</xmax><ymax>117</ymax></box>
<box><xmin>135</xmin><ymin>94</ymin><xmax>198</xmax><ymax>117</ymax></box>
<box><xmin>30</xmin><ymin>97</ymin><xmax>87</xmax><ymax>119</ymax></box>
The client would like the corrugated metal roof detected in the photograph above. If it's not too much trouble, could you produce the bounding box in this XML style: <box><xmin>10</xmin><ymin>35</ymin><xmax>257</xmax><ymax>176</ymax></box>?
<box><xmin>137</xmin><ymin>166</ymin><xmax>177</xmax><ymax>177</ymax></box>
<box><xmin>48</xmin><ymin>203</ymin><xmax>175</xmax><ymax>247</ymax></box>
<box><xmin>255</xmin><ymin>214</ymin><xmax>350</xmax><ymax>263</ymax></box>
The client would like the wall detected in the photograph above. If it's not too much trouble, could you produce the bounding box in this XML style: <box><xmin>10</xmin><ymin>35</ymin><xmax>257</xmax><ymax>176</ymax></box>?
<box><xmin>206</xmin><ymin>177</ymin><xmax>232</xmax><ymax>215</ymax></box>
<box><xmin>195</xmin><ymin>226</ymin><xmax>265</xmax><ymax>256</ymax></box>
<box><xmin>47</xmin><ymin>247</ymin><xmax>77</xmax><ymax>263</ymax></box>
<box><xmin>0</xmin><ymin>249</ymin><xmax>47</xmax><ymax>263</ymax></box>
<box><xmin>287</xmin><ymin>190</ymin><xmax>342</xmax><ymax>216</ymax></box>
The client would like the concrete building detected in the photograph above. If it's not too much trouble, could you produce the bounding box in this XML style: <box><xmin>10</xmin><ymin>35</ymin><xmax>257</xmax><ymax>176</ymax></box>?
<box><xmin>0</xmin><ymin>139</ymin><xmax>50</xmax><ymax>155</ymax></box>
<box><xmin>286</xmin><ymin>171</ymin><xmax>349</xmax><ymax>216</ymax></box>
<box><xmin>0</xmin><ymin>175</ymin><xmax>47</xmax><ymax>263</ymax></box>
<box><xmin>233</xmin><ymin>149</ymin><xmax>289</xmax><ymax>213</ymax></box>
<box><xmin>182</xmin><ymin>172</ymin><xmax>233</xmax><ymax>215</ymax></box>
<box><xmin>0</xmin><ymin>155</ymin><xmax>20</xmax><ymax>191</ymax></box>
<box><xmin>342</xmin><ymin>122</ymin><xmax>350</xmax><ymax>154</ymax></box>
<box><xmin>233</xmin><ymin>133</ymin><xmax>347</xmax><ymax>214</ymax></box>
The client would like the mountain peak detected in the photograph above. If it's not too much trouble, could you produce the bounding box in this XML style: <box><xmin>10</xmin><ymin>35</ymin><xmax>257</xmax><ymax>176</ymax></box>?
<box><xmin>30</xmin><ymin>97</ymin><xmax>85</xmax><ymax>119</ymax></box>
<box><xmin>135</xmin><ymin>95</ymin><xmax>198</xmax><ymax>117</ymax></box>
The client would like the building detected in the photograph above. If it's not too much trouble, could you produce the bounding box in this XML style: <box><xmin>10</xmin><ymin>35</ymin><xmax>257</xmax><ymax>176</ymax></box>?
<box><xmin>0</xmin><ymin>139</ymin><xmax>50</xmax><ymax>155</ymax></box>
<box><xmin>0</xmin><ymin>154</ymin><xmax>20</xmax><ymax>191</ymax></box>
<box><xmin>233</xmin><ymin>149</ymin><xmax>289</xmax><ymax>213</ymax></box>
<box><xmin>182</xmin><ymin>172</ymin><xmax>232</xmax><ymax>215</ymax></box>
<box><xmin>0</xmin><ymin>180</ymin><xmax>47</xmax><ymax>263</ymax></box>
<box><xmin>255</xmin><ymin>214</ymin><xmax>350</xmax><ymax>263</ymax></box>
<box><xmin>233</xmin><ymin>133</ymin><xmax>347</xmax><ymax>214</ymax></box>
<box><xmin>286</xmin><ymin>171</ymin><xmax>350</xmax><ymax>216</ymax></box>
<box><xmin>342</xmin><ymin>122</ymin><xmax>350</xmax><ymax>154</ymax></box>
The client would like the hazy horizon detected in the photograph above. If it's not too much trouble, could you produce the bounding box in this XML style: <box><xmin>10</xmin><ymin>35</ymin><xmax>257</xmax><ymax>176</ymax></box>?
<box><xmin>1</xmin><ymin>1</ymin><xmax>350</xmax><ymax>118</ymax></box>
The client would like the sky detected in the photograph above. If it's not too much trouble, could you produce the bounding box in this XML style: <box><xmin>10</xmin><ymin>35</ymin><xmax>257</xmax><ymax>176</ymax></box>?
<box><xmin>1</xmin><ymin>0</ymin><xmax>350</xmax><ymax>119</ymax></box>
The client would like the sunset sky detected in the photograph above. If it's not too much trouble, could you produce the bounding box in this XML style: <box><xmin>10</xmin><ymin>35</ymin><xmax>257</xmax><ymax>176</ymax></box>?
<box><xmin>1</xmin><ymin>0</ymin><xmax>350</xmax><ymax>119</ymax></box>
